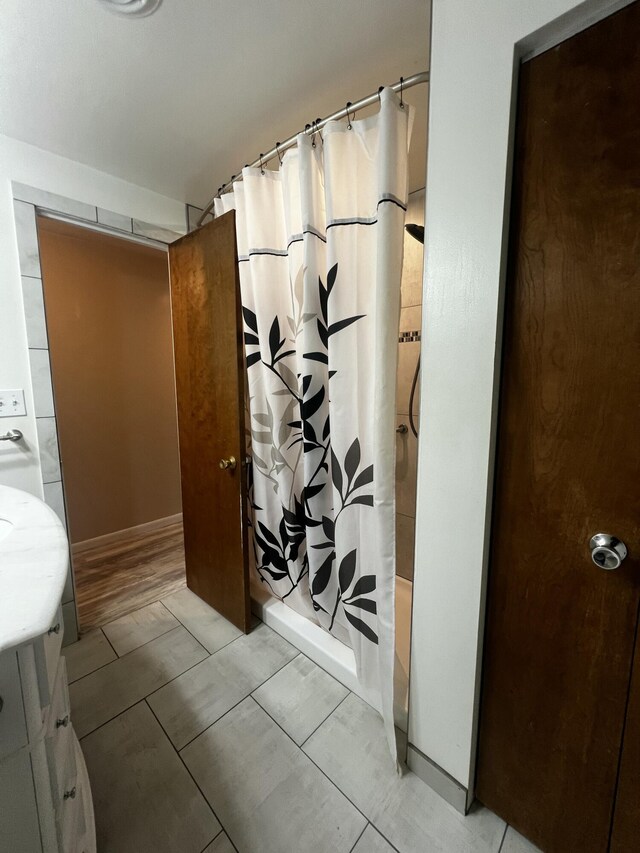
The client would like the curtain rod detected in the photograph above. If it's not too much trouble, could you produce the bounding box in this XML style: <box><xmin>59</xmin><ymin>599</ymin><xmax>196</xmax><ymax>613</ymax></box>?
<box><xmin>197</xmin><ymin>70</ymin><xmax>429</xmax><ymax>226</ymax></box>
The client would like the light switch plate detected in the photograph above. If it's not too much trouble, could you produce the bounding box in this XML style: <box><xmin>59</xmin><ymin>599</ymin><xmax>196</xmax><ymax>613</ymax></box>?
<box><xmin>0</xmin><ymin>389</ymin><xmax>27</xmax><ymax>417</ymax></box>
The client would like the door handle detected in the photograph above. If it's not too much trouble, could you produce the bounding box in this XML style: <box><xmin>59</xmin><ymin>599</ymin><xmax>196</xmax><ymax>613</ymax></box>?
<box><xmin>219</xmin><ymin>456</ymin><xmax>237</xmax><ymax>471</ymax></box>
<box><xmin>589</xmin><ymin>533</ymin><xmax>628</xmax><ymax>570</ymax></box>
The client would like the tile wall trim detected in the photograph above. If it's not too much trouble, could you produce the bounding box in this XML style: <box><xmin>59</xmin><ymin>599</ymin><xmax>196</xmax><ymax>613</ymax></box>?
<box><xmin>11</xmin><ymin>182</ymin><xmax>191</xmax><ymax>645</ymax></box>
<box><xmin>406</xmin><ymin>742</ymin><xmax>470</xmax><ymax>815</ymax></box>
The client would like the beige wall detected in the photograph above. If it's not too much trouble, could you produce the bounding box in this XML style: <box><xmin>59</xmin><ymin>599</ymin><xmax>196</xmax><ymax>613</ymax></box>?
<box><xmin>37</xmin><ymin>217</ymin><xmax>181</xmax><ymax>544</ymax></box>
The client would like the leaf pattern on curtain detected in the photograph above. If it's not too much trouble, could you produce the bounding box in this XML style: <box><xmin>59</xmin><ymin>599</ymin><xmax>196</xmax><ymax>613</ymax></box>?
<box><xmin>216</xmin><ymin>86</ymin><xmax>411</xmax><ymax>761</ymax></box>
<box><xmin>244</xmin><ymin>262</ymin><xmax>378</xmax><ymax>644</ymax></box>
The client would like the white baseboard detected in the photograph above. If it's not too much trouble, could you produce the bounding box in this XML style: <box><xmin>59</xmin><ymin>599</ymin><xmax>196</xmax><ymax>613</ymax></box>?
<box><xmin>71</xmin><ymin>512</ymin><xmax>183</xmax><ymax>556</ymax></box>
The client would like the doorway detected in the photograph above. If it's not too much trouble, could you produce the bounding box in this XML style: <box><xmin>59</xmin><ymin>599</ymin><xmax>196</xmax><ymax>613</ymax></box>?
<box><xmin>476</xmin><ymin>4</ymin><xmax>640</xmax><ymax>851</ymax></box>
<box><xmin>37</xmin><ymin>215</ymin><xmax>186</xmax><ymax>630</ymax></box>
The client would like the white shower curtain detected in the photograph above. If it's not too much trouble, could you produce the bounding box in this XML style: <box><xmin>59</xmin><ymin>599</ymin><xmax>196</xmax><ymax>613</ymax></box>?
<box><xmin>215</xmin><ymin>88</ymin><xmax>412</xmax><ymax>757</ymax></box>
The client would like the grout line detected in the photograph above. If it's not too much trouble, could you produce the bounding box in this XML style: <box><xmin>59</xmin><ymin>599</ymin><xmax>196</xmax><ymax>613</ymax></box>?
<box><xmin>75</xmin><ymin>644</ymin><xmax>211</xmax><ymax>740</ymax></box>
<box><xmin>298</xmin><ymin>690</ymin><xmax>351</xmax><ymax>748</ymax></box>
<box><xmin>497</xmin><ymin>823</ymin><xmax>508</xmax><ymax>852</ymax></box>
<box><xmin>99</xmin><ymin>626</ymin><xmax>119</xmax><ymax>659</ymax></box>
<box><xmin>156</xmin><ymin>597</ymin><xmax>248</xmax><ymax>660</ymax></box>
<box><xmin>175</xmin><ymin>648</ymin><xmax>298</xmax><ymax>753</ymax></box>
<box><xmin>348</xmin><ymin>822</ymin><xmax>368</xmax><ymax>853</ymax></box>
<box><xmin>247</xmin><ymin>696</ymin><xmax>404</xmax><ymax>853</ymax></box>
<box><xmin>198</xmin><ymin>828</ymin><xmax>227</xmax><ymax>853</ymax></box>
<box><xmin>145</xmin><ymin>698</ymin><xmax>240</xmax><ymax>853</ymax></box>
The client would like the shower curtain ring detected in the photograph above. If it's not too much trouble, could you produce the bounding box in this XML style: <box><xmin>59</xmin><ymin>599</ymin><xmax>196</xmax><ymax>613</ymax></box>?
<box><xmin>399</xmin><ymin>76</ymin><xmax>404</xmax><ymax>108</ymax></box>
<box><xmin>378</xmin><ymin>85</ymin><xmax>383</xmax><ymax>104</ymax></box>
<box><xmin>276</xmin><ymin>142</ymin><xmax>283</xmax><ymax>166</ymax></box>
<box><xmin>346</xmin><ymin>102</ymin><xmax>353</xmax><ymax>130</ymax></box>
<box><xmin>259</xmin><ymin>154</ymin><xmax>265</xmax><ymax>175</ymax></box>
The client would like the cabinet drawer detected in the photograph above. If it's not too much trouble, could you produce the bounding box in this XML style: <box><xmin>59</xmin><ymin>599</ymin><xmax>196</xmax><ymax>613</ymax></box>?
<box><xmin>0</xmin><ymin>649</ymin><xmax>28</xmax><ymax>760</ymax></box>
<box><xmin>56</xmin><ymin>766</ymin><xmax>82</xmax><ymax>853</ymax></box>
<box><xmin>46</xmin><ymin>657</ymin><xmax>76</xmax><ymax>805</ymax></box>
<box><xmin>35</xmin><ymin>605</ymin><xmax>64</xmax><ymax>708</ymax></box>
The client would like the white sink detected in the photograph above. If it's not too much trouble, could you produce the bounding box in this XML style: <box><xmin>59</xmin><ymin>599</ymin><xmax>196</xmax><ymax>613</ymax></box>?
<box><xmin>0</xmin><ymin>517</ymin><xmax>13</xmax><ymax>543</ymax></box>
<box><xmin>0</xmin><ymin>485</ymin><xmax>69</xmax><ymax>654</ymax></box>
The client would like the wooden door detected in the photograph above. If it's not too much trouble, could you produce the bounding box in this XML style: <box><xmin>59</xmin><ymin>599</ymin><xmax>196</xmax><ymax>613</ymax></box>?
<box><xmin>476</xmin><ymin>4</ymin><xmax>640</xmax><ymax>852</ymax></box>
<box><xmin>169</xmin><ymin>212</ymin><xmax>250</xmax><ymax>632</ymax></box>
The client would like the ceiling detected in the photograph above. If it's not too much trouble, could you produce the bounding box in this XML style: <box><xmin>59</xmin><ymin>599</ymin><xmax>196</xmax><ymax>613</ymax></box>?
<box><xmin>0</xmin><ymin>0</ymin><xmax>430</xmax><ymax>208</ymax></box>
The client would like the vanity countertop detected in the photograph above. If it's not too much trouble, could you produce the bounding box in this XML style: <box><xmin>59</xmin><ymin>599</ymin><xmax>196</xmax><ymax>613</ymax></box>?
<box><xmin>0</xmin><ymin>484</ymin><xmax>68</xmax><ymax>654</ymax></box>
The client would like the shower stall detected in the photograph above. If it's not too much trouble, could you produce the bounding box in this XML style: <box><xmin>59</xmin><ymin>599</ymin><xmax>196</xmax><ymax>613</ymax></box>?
<box><xmin>254</xmin><ymin>188</ymin><xmax>425</xmax><ymax>732</ymax></box>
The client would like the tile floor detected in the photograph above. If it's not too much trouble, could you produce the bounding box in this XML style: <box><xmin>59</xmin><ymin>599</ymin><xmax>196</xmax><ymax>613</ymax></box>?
<box><xmin>65</xmin><ymin>589</ymin><xmax>541</xmax><ymax>853</ymax></box>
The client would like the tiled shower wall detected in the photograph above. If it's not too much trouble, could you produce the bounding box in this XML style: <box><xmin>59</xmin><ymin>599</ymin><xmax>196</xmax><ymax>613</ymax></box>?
<box><xmin>396</xmin><ymin>188</ymin><xmax>424</xmax><ymax>581</ymax></box>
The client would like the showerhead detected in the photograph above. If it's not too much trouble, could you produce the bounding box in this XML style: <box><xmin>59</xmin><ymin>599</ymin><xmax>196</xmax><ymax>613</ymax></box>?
<box><xmin>405</xmin><ymin>224</ymin><xmax>424</xmax><ymax>245</ymax></box>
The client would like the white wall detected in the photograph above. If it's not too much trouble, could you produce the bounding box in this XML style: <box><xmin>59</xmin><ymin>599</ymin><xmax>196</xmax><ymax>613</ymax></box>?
<box><xmin>0</xmin><ymin>134</ymin><xmax>186</xmax><ymax>496</ymax></box>
<box><xmin>409</xmin><ymin>0</ymin><xmax>630</xmax><ymax>792</ymax></box>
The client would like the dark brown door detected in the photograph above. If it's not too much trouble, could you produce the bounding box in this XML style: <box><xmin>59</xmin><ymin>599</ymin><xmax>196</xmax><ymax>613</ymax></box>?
<box><xmin>168</xmin><ymin>212</ymin><xmax>250</xmax><ymax>632</ymax></box>
<box><xmin>476</xmin><ymin>5</ymin><xmax>640</xmax><ymax>852</ymax></box>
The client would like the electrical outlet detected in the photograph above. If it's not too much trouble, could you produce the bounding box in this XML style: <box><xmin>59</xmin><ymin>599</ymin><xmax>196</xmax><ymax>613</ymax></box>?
<box><xmin>0</xmin><ymin>389</ymin><xmax>27</xmax><ymax>418</ymax></box>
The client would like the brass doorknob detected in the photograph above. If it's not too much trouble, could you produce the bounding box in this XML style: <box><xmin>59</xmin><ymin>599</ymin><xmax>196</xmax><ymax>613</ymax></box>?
<box><xmin>219</xmin><ymin>456</ymin><xmax>237</xmax><ymax>471</ymax></box>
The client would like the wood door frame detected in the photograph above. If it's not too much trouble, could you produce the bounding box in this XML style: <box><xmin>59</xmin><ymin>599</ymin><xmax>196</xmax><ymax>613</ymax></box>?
<box><xmin>11</xmin><ymin>182</ymin><xmax>186</xmax><ymax>646</ymax></box>
<box><xmin>409</xmin><ymin>0</ymin><xmax>638</xmax><ymax>811</ymax></box>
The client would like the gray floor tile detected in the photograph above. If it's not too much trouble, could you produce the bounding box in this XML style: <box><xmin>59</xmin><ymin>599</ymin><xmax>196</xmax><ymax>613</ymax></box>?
<box><xmin>502</xmin><ymin>826</ymin><xmax>542</xmax><ymax>852</ymax></box>
<box><xmin>162</xmin><ymin>587</ymin><xmax>242</xmax><ymax>653</ymax></box>
<box><xmin>102</xmin><ymin>601</ymin><xmax>179</xmax><ymax>656</ymax></box>
<box><xmin>82</xmin><ymin>701</ymin><xmax>219</xmax><ymax>853</ymax></box>
<box><xmin>64</xmin><ymin>629</ymin><xmax>116</xmax><ymax>683</ymax></box>
<box><xmin>352</xmin><ymin>824</ymin><xmax>396</xmax><ymax>852</ymax></box>
<box><xmin>182</xmin><ymin>697</ymin><xmax>366</xmax><ymax>853</ymax></box>
<box><xmin>70</xmin><ymin>626</ymin><xmax>207</xmax><ymax>737</ymax></box>
<box><xmin>304</xmin><ymin>694</ymin><xmax>505</xmax><ymax>853</ymax></box>
<box><xmin>203</xmin><ymin>832</ymin><xmax>236</xmax><ymax>853</ymax></box>
<box><xmin>148</xmin><ymin>623</ymin><xmax>297</xmax><ymax>749</ymax></box>
<box><xmin>253</xmin><ymin>654</ymin><xmax>349</xmax><ymax>745</ymax></box>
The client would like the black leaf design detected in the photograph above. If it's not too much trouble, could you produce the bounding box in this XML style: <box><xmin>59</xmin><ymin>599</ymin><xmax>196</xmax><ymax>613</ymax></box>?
<box><xmin>303</xmin><ymin>483</ymin><xmax>324</xmax><ymax>502</ymax></box>
<box><xmin>330</xmin><ymin>447</ymin><xmax>343</xmax><ymax>498</ymax></box>
<box><xmin>322</xmin><ymin>416</ymin><xmax>330</xmax><ymax>441</ymax></box>
<box><xmin>345</xmin><ymin>597</ymin><xmax>377</xmax><ymax>614</ymax></box>
<box><xmin>304</xmin><ymin>351</ymin><xmax>329</xmax><ymax>364</ymax></box>
<box><xmin>321</xmin><ymin>516</ymin><xmax>335</xmax><ymax>542</ymax></box>
<box><xmin>345</xmin><ymin>574</ymin><xmax>376</xmax><ymax>600</ymax></box>
<box><xmin>246</xmin><ymin>352</ymin><xmax>261</xmax><ymax>368</ymax></box>
<box><xmin>328</xmin><ymin>315</ymin><xmax>364</xmax><ymax>337</ymax></box>
<box><xmin>258</xmin><ymin>521</ymin><xmax>280</xmax><ymax>550</ymax></box>
<box><xmin>352</xmin><ymin>464</ymin><xmax>374</xmax><ymax>491</ymax></box>
<box><xmin>274</xmin><ymin>349</ymin><xmax>296</xmax><ymax>363</ymax></box>
<box><xmin>244</xmin><ymin>332</ymin><xmax>259</xmax><ymax>345</ymax></box>
<box><xmin>344</xmin><ymin>610</ymin><xmax>378</xmax><ymax>644</ymax></box>
<box><xmin>302</xmin><ymin>374</ymin><xmax>312</xmax><ymax>396</ymax></box>
<box><xmin>318</xmin><ymin>276</ymin><xmax>329</xmax><ymax>324</ymax></box>
<box><xmin>317</xmin><ymin>319</ymin><xmax>328</xmax><ymax>348</ymax></box>
<box><xmin>311</xmin><ymin>551</ymin><xmax>335</xmax><ymax>596</ymax></box>
<box><xmin>327</xmin><ymin>263</ymin><xmax>338</xmax><ymax>295</ymax></box>
<box><xmin>302</xmin><ymin>386</ymin><xmax>325</xmax><ymax>420</ymax></box>
<box><xmin>302</xmin><ymin>419</ymin><xmax>318</xmax><ymax>444</ymax></box>
<box><xmin>338</xmin><ymin>549</ymin><xmax>357</xmax><ymax>593</ymax></box>
<box><xmin>269</xmin><ymin>317</ymin><xmax>285</xmax><ymax>362</ymax></box>
<box><xmin>243</xmin><ymin>306</ymin><xmax>258</xmax><ymax>333</ymax></box>
<box><xmin>349</xmin><ymin>495</ymin><xmax>374</xmax><ymax>507</ymax></box>
<box><xmin>262</xmin><ymin>567</ymin><xmax>290</xmax><ymax>581</ymax></box>
<box><xmin>344</xmin><ymin>438</ymin><xmax>361</xmax><ymax>484</ymax></box>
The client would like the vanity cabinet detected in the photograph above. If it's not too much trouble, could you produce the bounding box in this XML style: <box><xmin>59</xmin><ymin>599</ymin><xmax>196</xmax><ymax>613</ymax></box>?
<box><xmin>0</xmin><ymin>608</ymin><xmax>95</xmax><ymax>853</ymax></box>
